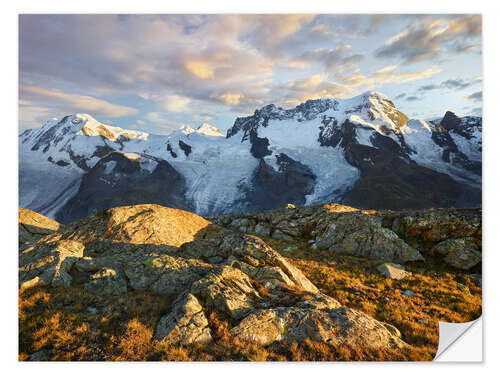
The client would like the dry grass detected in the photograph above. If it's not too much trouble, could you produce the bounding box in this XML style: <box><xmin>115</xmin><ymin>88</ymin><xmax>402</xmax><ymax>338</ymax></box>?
<box><xmin>267</xmin><ymin>237</ymin><xmax>482</xmax><ymax>361</ymax></box>
<box><xmin>19</xmin><ymin>236</ymin><xmax>481</xmax><ymax>362</ymax></box>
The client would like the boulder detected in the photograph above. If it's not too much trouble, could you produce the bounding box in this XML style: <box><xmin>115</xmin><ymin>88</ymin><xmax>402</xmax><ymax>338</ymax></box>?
<box><xmin>433</xmin><ymin>237</ymin><xmax>481</xmax><ymax>270</ymax></box>
<box><xmin>155</xmin><ymin>293</ymin><xmax>212</xmax><ymax>345</ymax></box>
<box><xmin>392</xmin><ymin>210</ymin><xmax>481</xmax><ymax>243</ymax></box>
<box><xmin>315</xmin><ymin>213</ymin><xmax>423</xmax><ymax>263</ymax></box>
<box><xmin>19</xmin><ymin>208</ymin><xmax>63</xmax><ymax>246</ymax></box>
<box><xmin>231</xmin><ymin>306</ymin><xmax>406</xmax><ymax>349</ymax></box>
<box><xmin>220</xmin><ymin>234</ymin><xmax>318</xmax><ymax>293</ymax></box>
<box><xmin>84</xmin><ymin>268</ymin><xmax>128</xmax><ymax>295</ymax></box>
<box><xmin>57</xmin><ymin>204</ymin><xmax>212</xmax><ymax>250</ymax></box>
<box><xmin>275</xmin><ymin>220</ymin><xmax>302</xmax><ymax>238</ymax></box>
<box><xmin>230</xmin><ymin>217</ymin><xmax>256</xmax><ymax>233</ymax></box>
<box><xmin>254</xmin><ymin>222</ymin><xmax>271</xmax><ymax>237</ymax></box>
<box><xmin>191</xmin><ymin>266</ymin><xmax>260</xmax><ymax>319</ymax></box>
<box><xmin>271</xmin><ymin>229</ymin><xmax>295</xmax><ymax>242</ymax></box>
<box><xmin>19</xmin><ymin>239</ymin><xmax>85</xmax><ymax>288</ymax></box>
<box><xmin>376</xmin><ymin>263</ymin><xmax>411</xmax><ymax>280</ymax></box>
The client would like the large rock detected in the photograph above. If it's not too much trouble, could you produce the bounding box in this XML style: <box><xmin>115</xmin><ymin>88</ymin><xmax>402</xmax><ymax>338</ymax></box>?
<box><xmin>433</xmin><ymin>237</ymin><xmax>481</xmax><ymax>270</ymax></box>
<box><xmin>376</xmin><ymin>263</ymin><xmax>411</xmax><ymax>280</ymax></box>
<box><xmin>19</xmin><ymin>239</ymin><xmax>85</xmax><ymax>289</ymax></box>
<box><xmin>155</xmin><ymin>293</ymin><xmax>212</xmax><ymax>345</ymax></box>
<box><xmin>57</xmin><ymin>204</ymin><xmax>212</xmax><ymax>251</ymax></box>
<box><xmin>231</xmin><ymin>306</ymin><xmax>406</xmax><ymax>349</ymax></box>
<box><xmin>315</xmin><ymin>213</ymin><xmax>423</xmax><ymax>263</ymax></box>
<box><xmin>19</xmin><ymin>208</ymin><xmax>63</xmax><ymax>246</ymax></box>
<box><xmin>84</xmin><ymin>268</ymin><xmax>128</xmax><ymax>295</ymax></box>
<box><xmin>220</xmin><ymin>234</ymin><xmax>318</xmax><ymax>293</ymax></box>
<box><xmin>191</xmin><ymin>266</ymin><xmax>260</xmax><ymax>319</ymax></box>
<box><xmin>391</xmin><ymin>210</ymin><xmax>481</xmax><ymax>243</ymax></box>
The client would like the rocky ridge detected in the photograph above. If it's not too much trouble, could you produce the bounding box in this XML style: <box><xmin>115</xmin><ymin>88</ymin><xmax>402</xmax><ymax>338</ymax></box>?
<box><xmin>210</xmin><ymin>203</ymin><xmax>482</xmax><ymax>269</ymax></box>
<box><xmin>19</xmin><ymin>204</ymin><xmax>413</xmax><ymax>350</ymax></box>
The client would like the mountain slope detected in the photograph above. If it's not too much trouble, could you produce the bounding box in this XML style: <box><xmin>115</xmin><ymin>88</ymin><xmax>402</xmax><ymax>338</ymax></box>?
<box><xmin>19</xmin><ymin>92</ymin><xmax>482</xmax><ymax>223</ymax></box>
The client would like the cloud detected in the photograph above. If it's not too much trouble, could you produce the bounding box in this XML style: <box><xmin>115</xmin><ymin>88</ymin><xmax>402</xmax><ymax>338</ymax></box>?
<box><xmin>158</xmin><ymin>94</ymin><xmax>191</xmax><ymax>113</ymax></box>
<box><xmin>19</xmin><ymin>15</ymin><xmax>276</xmax><ymax>107</ymax></box>
<box><xmin>442</xmin><ymin>79</ymin><xmax>476</xmax><ymax>90</ymax></box>
<box><xmin>144</xmin><ymin>112</ymin><xmax>187</xmax><ymax>133</ymax></box>
<box><xmin>20</xmin><ymin>85</ymin><xmax>139</xmax><ymax>117</ymax></box>
<box><xmin>406</xmin><ymin>96</ymin><xmax>420</xmax><ymax>101</ymax></box>
<box><xmin>394</xmin><ymin>93</ymin><xmax>406</xmax><ymax>99</ymax></box>
<box><xmin>419</xmin><ymin>84</ymin><xmax>440</xmax><ymax>91</ymax></box>
<box><xmin>136</xmin><ymin>120</ymin><xmax>146</xmax><ymax>125</ymax></box>
<box><xmin>269</xmin><ymin>74</ymin><xmax>353</xmax><ymax>107</ymax></box>
<box><xmin>19</xmin><ymin>14</ymin><xmax>483</xmax><ymax>129</ymax></box>
<box><xmin>184</xmin><ymin>60</ymin><xmax>215</xmax><ymax>80</ymax></box>
<box><xmin>297</xmin><ymin>45</ymin><xmax>364</xmax><ymax>73</ymax></box>
<box><xmin>454</xmin><ymin>43</ymin><xmax>481</xmax><ymax>53</ymax></box>
<box><xmin>375</xmin><ymin>15</ymin><xmax>482</xmax><ymax>63</ymax></box>
<box><xmin>375</xmin><ymin>65</ymin><xmax>398</xmax><ymax>74</ymax></box>
<box><xmin>192</xmin><ymin>113</ymin><xmax>215</xmax><ymax>123</ymax></box>
<box><xmin>464</xmin><ymin>90</ymin><xmax>482</xmax><ymax>102</ymax></box>
<box><xmin>215</xmin><ymin>92</ymin><xmax>244</xmax><ymax>106</ymax></box>
<box><xmin>418</xmin><ymin>77</ymin><xmax>482</xmax><ymax>92</ymax></box>
<box><xmin>340</xmin><ymin>66</ymin><xmax>442</xmax><ymax>89</ymax></box>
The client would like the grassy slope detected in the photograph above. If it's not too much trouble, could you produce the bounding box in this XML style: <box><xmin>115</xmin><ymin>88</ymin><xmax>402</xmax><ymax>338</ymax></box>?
<box><xmin>19</xmin><ymin>232</ymin><xmax>481</xmax><ymax>361</ymax></box>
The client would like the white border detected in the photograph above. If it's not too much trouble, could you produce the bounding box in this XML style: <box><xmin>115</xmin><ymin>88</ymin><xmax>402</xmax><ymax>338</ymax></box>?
<box><xmin>3</xmin><ymin>0</ymin><xmax>499</xmax><ymax>373</ymax></box>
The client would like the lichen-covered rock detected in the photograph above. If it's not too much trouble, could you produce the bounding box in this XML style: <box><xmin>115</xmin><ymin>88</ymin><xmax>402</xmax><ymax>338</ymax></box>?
<box><xmin>126</xmin><ymin>255</ymin><xmax>210</xmax><ymax>295</ymax></box>
<box><xmin>231</xmin><ymin>306</ymin><xmax>406</xmax><ymax>349</ymax></box>
<box><xmin>84</xmin><ymin>268</ymin><xmax>128</xmax><ymax>295</ymax></box>
<box><xmin>294</xmin><ymin>292</ymin><xmax>341</xmax><ymax>310</ymax></box>
<box><xmin>391</xmin><ymin>210</ymin><xmax>481</xmax><ymax>243</ymax></box>
<box><xmin>19</xmin><ymin>208</ymin><xmax>63</xmax><ymax>246</ymax></box>
<box><xmin>230</xmin><ymin>309</ymin><xmax>285</xmax><ymax>345</ymax></box>
<box><xmin>55</xmin><ymin>204</ymin><xmax>212</xmax><ymax>252</ymax></box>
<box><xmin>271</xmin><ymin>229</ymin><xmax>294</xmax><ymax>242</ymax></box>
<box><xmin>191</xmin><ymin>266</ymin><xmax>260</xmax><ymax>319</ymax></box>
<box><xmin>315</xmin><ymin>213</ymin><xmax>423</xmax><ymax>263</ymax></box>
<box><xmin>376</xmin><ymin>263</ymin><xmax>411</xmax><ymax>280</ymax></box>
<box><xmin>19</xmin><ymin>239</ymin><xmax>85</xmax><ymax>288</ymax></box>
<box><xmin>232</xmin><ymin>260</ymin><xmax>294</xmax><ymax>290</ymax></box>
<box><xmin>254</xmin><ymin>222</ymin><xmax>271</xmax><ymax>237</ymax></box>
<box><xmin>19</xmin><ymin>204</ymin><xmax>416</xmax><ymax>352</ymax></box>
<box><xmin>274</xmin><ymin>220</ymin><xmax>302</xmax><ymax>238</ymax></box>
<box><xmin>229</xmin><ymin>217</ymin><xmax>256</xmax><ymax>234</ymax></box>
<box><xmin>220</xmin><ymin>234</ymin><xmax>318</xmax><ymax>293</ymax></box>
<box><xmin>432</xmin><ymin>237</ymin><xmax>481</xmax><ymax>270</ymax></box>
<box><xmin>155</xmin><ymin>293</ymin><xmax>212</xmax><ymax>345</ymax></box>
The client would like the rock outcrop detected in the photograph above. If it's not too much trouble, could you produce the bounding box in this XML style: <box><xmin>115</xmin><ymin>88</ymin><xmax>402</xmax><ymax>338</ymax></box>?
<box><xmin>19</xmin><ymin>208</ymin><xmax>63</xmax><ymax>246</ymax></box>
<box><xmin>155</xmin><ymin>293</ymin><xmax>212</xmax><ymax>345</ymax></box>
<box><xmin>376</xmin><ymin>263</ymin><xmax>411</xmax><ymax>280</ymax></box>
<box><xmin>18</xmin><ymin>204</ymin><xmax>413</xmax><ymax>351</ymax></box>
<box><xmin>212</xmin><ymin>204</ymin><xmax>482</xmax><ymax>269</ymax></box>
<box><xmin>313</xmin><ymin>213</ymin><xmax>423</xmax><ymax>263</ymax></box>
<box><xmin>432</xmin><ymin>238</ymin><xmax>481</xmax><ymax>270</ymax></box>
<box><xmin>212</xmin><ymin>205</ymin><xmax>424</xmax><ymax>264</ymax></box>
<box><xmin>231</xmin><ymin>306</ymin><xmax>406</xmax><ymax>349</ymax></box>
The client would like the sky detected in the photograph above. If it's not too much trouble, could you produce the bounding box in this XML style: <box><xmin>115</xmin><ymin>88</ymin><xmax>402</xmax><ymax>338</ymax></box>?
<box><xmin>19</xmin><ymin>14</ymin><xmax>482</xmax><ymax>134</ymax></box>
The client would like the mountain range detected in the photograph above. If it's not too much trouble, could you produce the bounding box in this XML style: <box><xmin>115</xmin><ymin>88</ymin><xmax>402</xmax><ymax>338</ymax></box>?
<box><xmin>19</xmin><ymin>91</ymin><xmax>482</xmax><ymax>224</ymax></box>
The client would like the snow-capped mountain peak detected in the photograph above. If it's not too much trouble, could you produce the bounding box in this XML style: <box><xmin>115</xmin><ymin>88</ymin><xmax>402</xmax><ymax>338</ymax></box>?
<box><xmin>75</xmin><ymin>114</ymin><xmax>148</xmax><ymax>141</ymax></box>
<box><xmin>19</xmin><ymin>92</ymin><xmax>482</xmax><ymax>223</ymax></box>
<box><xmin>196</xmin><ymin>123</ymin><xmax>223</xmax><ymax>137</ymax></box>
